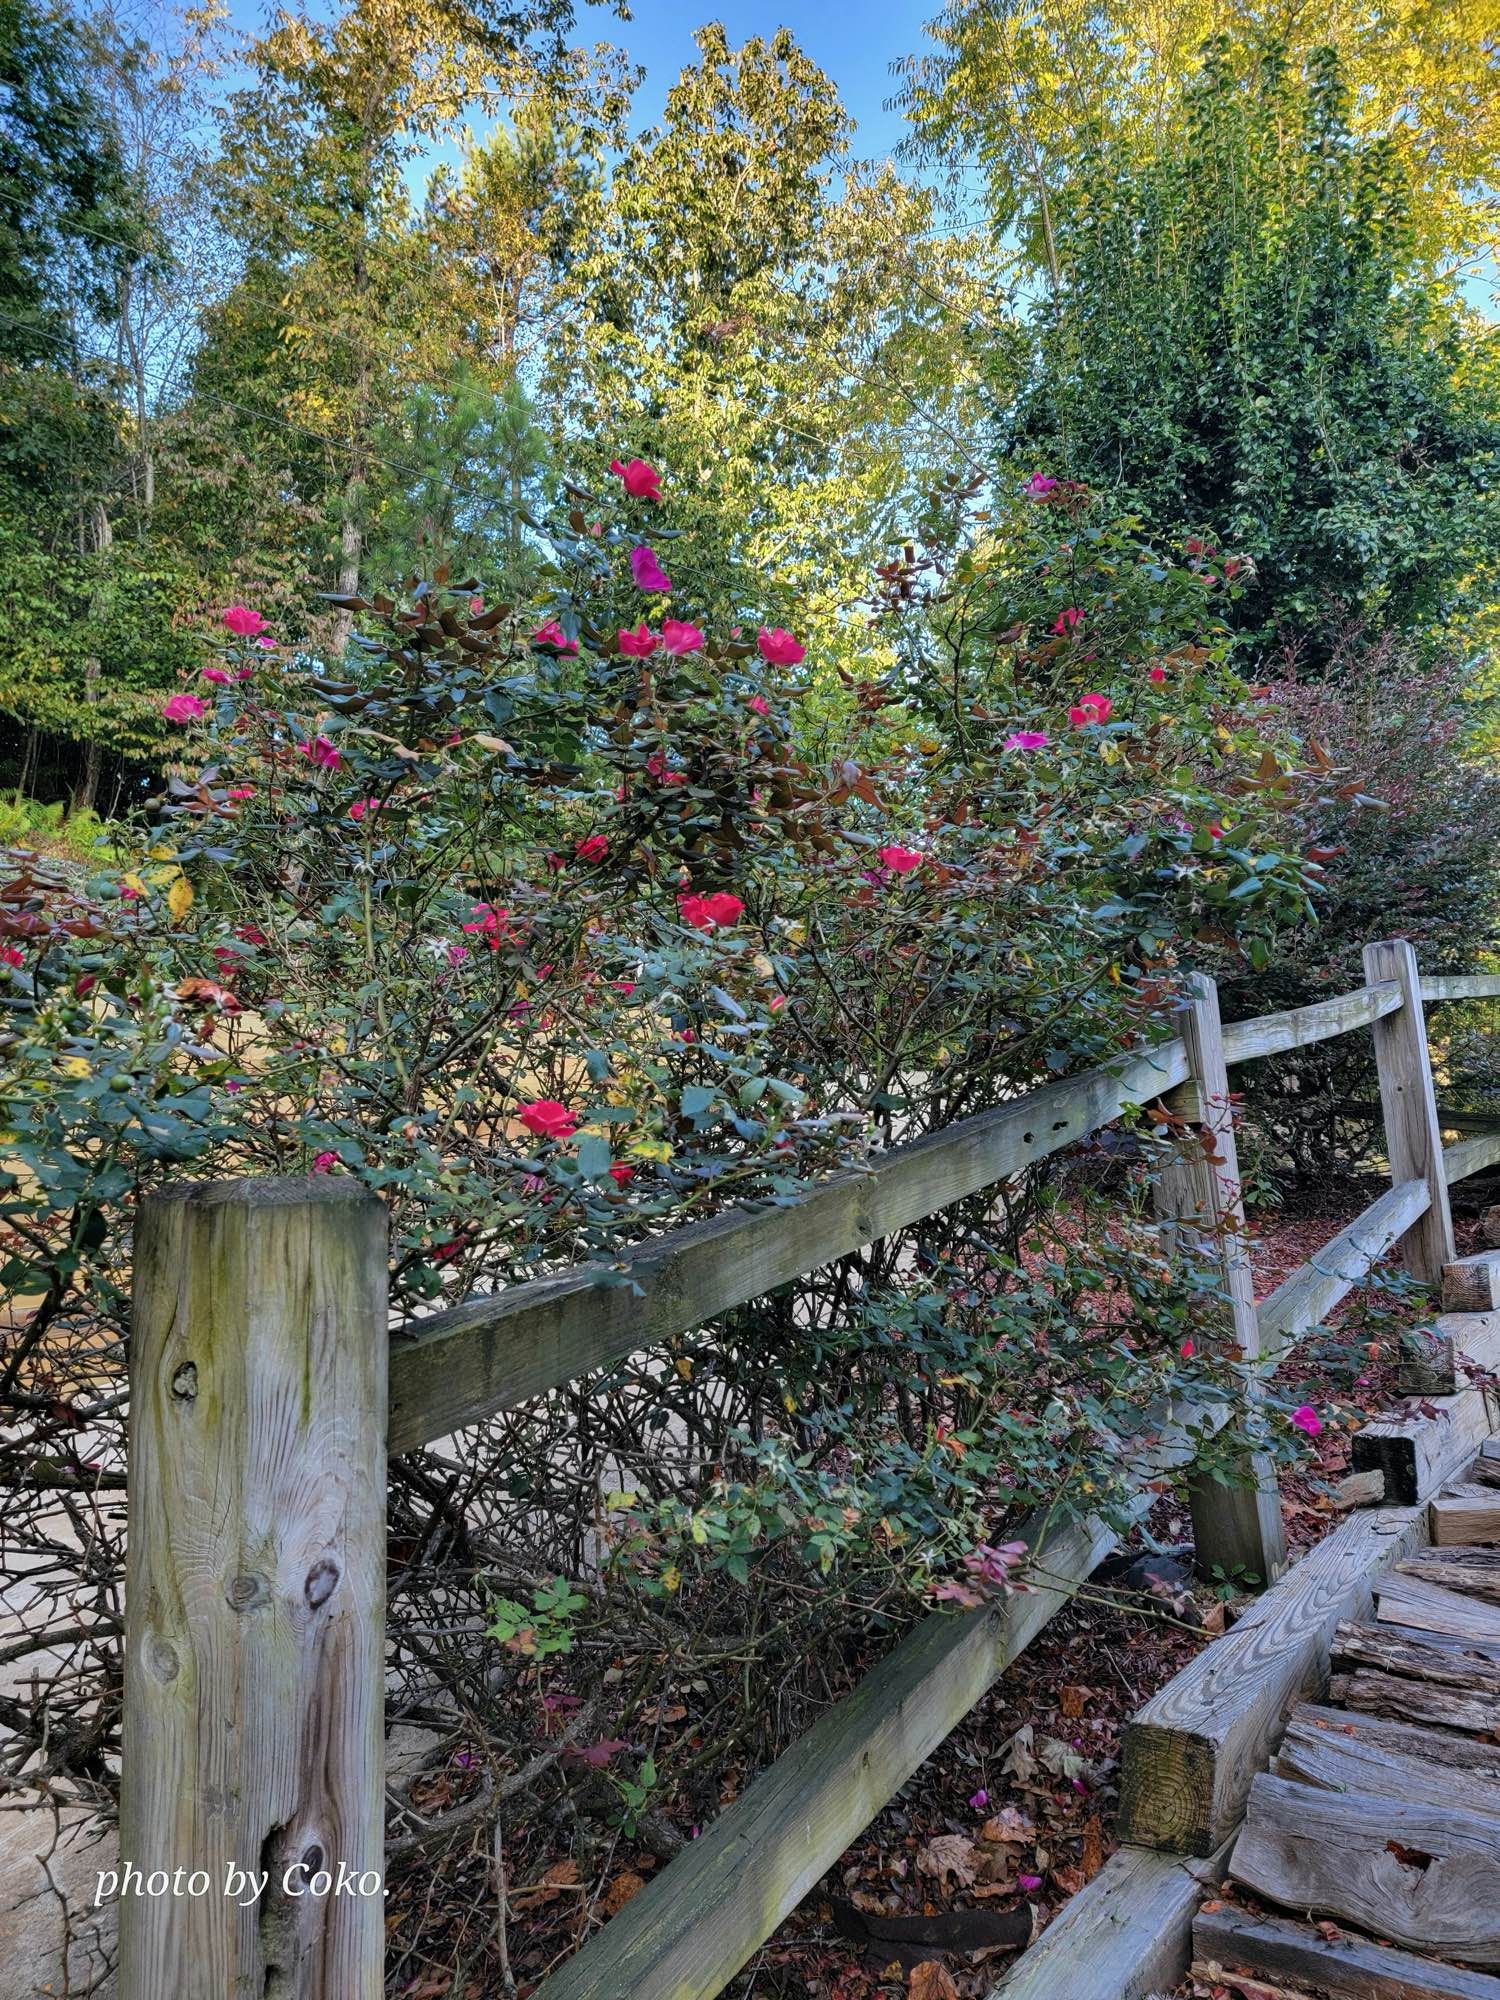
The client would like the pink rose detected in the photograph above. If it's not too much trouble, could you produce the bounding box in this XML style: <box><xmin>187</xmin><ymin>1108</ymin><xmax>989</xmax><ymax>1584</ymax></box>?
<box><xmin>574</xmin><ymin>834</ymin><xmax>609</xmax><ymax>863</ymax></box>
<box><xmin>163</xmin><ymin>693</ymin><xmax>206</xmax><ymax>724</ymax></box>
<box><xmin>630</xmin><ymin>546</ymin><xmax>673</xmax><ymax>593</ymax></box>
<box><xmin>311</xmin><ymin>1151</ymin><xmax>338</xmax><ymax>1174</ymax></box>
<box><xmin>1052</xmin><ymin>607</ymin><xmax>1083</xmax><ymax>636</ymax></box>
<box><xmin>876</xmin><ymin>844</ymin><xmax>923</xmax><ymax>874</ymax></box>
<box><xmin>1004</xmin><ymin>730</ymin><xmax>1049</xmax><ymax>751</ymax></box>
<box><xmin>757</xmin><ymin>627</ymin><xmax>804</xmax><ymax>666</ymax></box>
<box><xmin>618</xmin><ymin>623</ymin><xmax>656</xmax><ymax>657</ymax></box>
<box><xmin>349</xmin><ymin>798</ymin><xmax>381</xmax><ymax>822</ymax></box>
<box><xmin>532</xmin><ymin>618</ymin><xmax>577</xmax><ymax>654</ymax></box>
<box><xmin>518</xmin><ymin>1098</ymin><xmax>579</xmax><ymax>1140</ymax></box>
<box><xmin>662</xmin><ymin>618</ymin><xmax>704</xmax><ymax>656</ymax></box>
<box><xmin>298</xmin><ymin>735</ymin><xmax>340</xmax><ymax>770</ymax></box>
<box><xmin>1022</xmin><ymin>475</ymin><xmax>1057</xmax><ymax>498</ymax></box>
<box><xmin>747</xmin><ymin>694</ymin><xmax>770</xmax><ymax>717</ymax></box>
<box><xmin>201</xmin><ymin>666</ymin><xmax>231</xmax><ymax>686</ymax></box>
<box><xmin>1290</xmin><ymin>1404</ymin><xmax>1322</xmax><ymax>1437</ymax></box>
<box><xmin>221</xmin><ymin>605</ymin><xmax>267</xmax><ymax>637</ymax></box>
<box><xmin>1069</xmin><ymin>693</ymin><xmax>1112</xmax><ymax>727</ymax></box>
<box><xmin>678</xmin><ymin>890</ymin><xmax>744</xmax><ymax>931</ymax></box>
<box><xmin>609</xmin><ymin>456</ymin><xmax>662</xmax><ymax>502</ymax></box>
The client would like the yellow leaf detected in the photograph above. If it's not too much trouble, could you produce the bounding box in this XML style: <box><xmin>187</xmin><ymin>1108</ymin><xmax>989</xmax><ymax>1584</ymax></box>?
<box><xmin>167</xmin><ymin>876</ymin><xmax>194</xmax><ymax>924</ymax></box>
<box><xmin>59</xmin><ymin>1056</ymin><xmax>90</xmax><ymax>1080</ymax></box>
<box><xmin>661</xmin><ymin>1566</ymin><xmax>681</xmax><ymax>1593</ymax></box>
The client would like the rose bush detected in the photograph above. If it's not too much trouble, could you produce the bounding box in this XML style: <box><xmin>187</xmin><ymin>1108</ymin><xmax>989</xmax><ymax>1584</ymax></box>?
<box><xmin>0</xmin><ymin>457</ymin><xmax>1341</xmax><ymax>1869</ymax></box>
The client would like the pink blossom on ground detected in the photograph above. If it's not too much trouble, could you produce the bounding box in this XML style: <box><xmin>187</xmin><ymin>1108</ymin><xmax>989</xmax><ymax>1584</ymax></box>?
<box><xmin>0</xmin><ymin>945</ymin><xmax>24</xmax><ymax>969</ymax></box>
<box><xmin>969</xmin><ymin>1789</ymin><xmax>989</xmax><ymax>1810</ymax></box>
<box><xmin>446</xmin><ymin>944</ymin><xmax>469</xmax><ymax>967</ymax></box>
<box><xmin>227</xmin><ymin>785</ymin><xmax>255</xmax><ymax>801</ymax></box>
<box><xmin>757</xmin><ymin>626</ymin><xmax>804</xmax><ymax>665</ymax></box>
<box><xmin>1018</xmin><ymin>1875</ymin><xmax>1042</xmax><ymax>1893</ymax></box>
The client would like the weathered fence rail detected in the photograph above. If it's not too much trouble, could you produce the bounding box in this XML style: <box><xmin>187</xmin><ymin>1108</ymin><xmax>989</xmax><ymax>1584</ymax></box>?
<box><xmin>115</xmin><ymin>943</ymin><xmax>1500</xmax><ymax>1999</ymax></box>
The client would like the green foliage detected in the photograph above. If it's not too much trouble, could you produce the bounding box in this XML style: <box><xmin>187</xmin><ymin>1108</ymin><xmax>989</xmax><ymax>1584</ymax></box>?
<box><xmin>1004</xmin><ymin>41</ymin><xmax>1500</xmax><ymax>656</ymax></box>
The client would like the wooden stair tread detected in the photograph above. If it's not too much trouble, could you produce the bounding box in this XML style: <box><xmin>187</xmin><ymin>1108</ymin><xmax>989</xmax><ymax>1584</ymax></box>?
<box><xmin>1400</xmin><ymin>1547</ymin><xmax>1500</xmax><ymax>1603</ymax></box>
<box><xmin>1288</xmin><ymin>1701</ymin><xmax>1500</xmax><ymax>1779</ymax></box>
<box><xmin>1273</xmin><ymin>1707</ymin><xmax>1500</xmax><ymax>1824</ymax></box>
<box><xmin>1375</xmin><ymin>1568</ymin><xmax>1500</xmax><ymax>1644</ymax></box>
<box><xmin>1229</xmin><ymin>1770</ymin><xmax>1500</xmax><ymax>1965</ymax></box>
<box><xmin>1195</xmin><ymin>1901</ymin><xmax>1500</xmax><ymax>2000</ymax></box>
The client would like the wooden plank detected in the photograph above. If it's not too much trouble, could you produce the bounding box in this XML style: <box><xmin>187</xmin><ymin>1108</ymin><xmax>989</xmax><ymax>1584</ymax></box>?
<box><xmin>1287</xmin><ymin>1700</ymin><xmax>1500</xmax><ymax>1779</ymax></box>
<box><xmin>1194</xmin><ymin>1902</ymin><xmax>1500</xmax><ymax>2000</ymax></box>
<box><xmin>1352</xmin><ymin>1315</ymin><xmax>1500</xmax><ymax>1505</ymax></box>
<box><xmin>1366</xmin><ymin>938</ymin><xmax>1458</xmax><ymax>1284</ymax></box>
<box><xmin>986</xmin><ymin>1839</ymin><xmax>1232</xmax><ymax>2000</ymax></box>
<box><xmin>1447</xmin><ymin>1252</ymin><xmax>1500</xmax><ymax>1315</ymax></box>
<box><xmin>1332</xmin><ymin>1667</ymin><xmax>1500</xmax><ymax>1736</ymax></box>
<box><xmin>1273</xmin><ymin>1708</ymin><xmax>1500</xmax><ymax>1821</ymax></box>
<box><xmin>1400</xmin><ymin>1545</ymin><xmax>1500</xmax><ymax>1603</ymax></box>
<box><xmin>1446</xmin><ymin>1130</ymin><xmax>1500</xmax><ymax>1186</ymax></box>
<box><xmin>1220</xmin><ymin>981</ymin><xmax>1401</xmax><ymax>1065</ymax></box>
<box><xmin>388</xmin><ymin>1039</ymin><xmax>1191</xmax><ymax>1450</ymax></box>
<box><xmin>1376</xmin><ymin>1569</ymin><xmax>1500</xmax><ymax>1643</ymax></box>
<box><xmin>119</xmin><ymin>1180</ymin><xmax>389</xmax><ymax>2000</ymax></box>
<box><xmin>1423</xmin><ymin>975</ymin><xmax>1500</xmax><ymax>1004</ymax></box>
<box><xmin>1230</xmin><ymin>1770</ymin><xmax>1500</xmax><ymax>1965</ymax></box>
<box><xmin>1255</xmin><ymin>1179</ymin><xmax>1429</xmax><ymax>1364</ymax></box>
<box><xmin>1152</xmin><ymin>974</ymin><xmax>1286</xmax><ymax>1587</ymax></box>
<box><xmin>1334</xmin><ymin>1615</ymin><xmax>1500</xmax><ymax>1683</ymax></box>
<box><xmin>1433</xmin><ymin>1492</ymin><xmax>1500</xmax><ymax>1547</ymax></box>
<box><xmin>1115</xmin><ymin>1498</ymin><xmax>1426</xmax><ymax>1856</ymax></box>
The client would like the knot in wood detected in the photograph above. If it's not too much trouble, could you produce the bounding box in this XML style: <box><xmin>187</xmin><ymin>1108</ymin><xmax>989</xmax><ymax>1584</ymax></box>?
<box><xmin>169</xmin><ymin>1360</ymin><xmax>198</xmax><ymax>1402</ymax></box>
<box><xmin>225</xmin><ymin>1572</ymin><xmax>268</xmax><ymax>1612</ymax></box>
<box><xmin>304</xmin><ymin>1557</ymin><xmax>340</xmax><ymax>1610</ymax></box>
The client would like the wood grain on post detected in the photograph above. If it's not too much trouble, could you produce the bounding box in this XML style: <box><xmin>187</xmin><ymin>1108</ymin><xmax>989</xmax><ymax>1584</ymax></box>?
<box><xmin>120</xmin><ymin>1178</ymin><xmax>388</xmax><ymax>2000</ymax></box>
<box><xmin>1363</xmin><ymin>938</ymin><xmax>1458</xmax><ymax>1285</ymax></box>
<box><xmin>1153</xmin><ymin>973</ymin><xmax>1287</xmax><ymax>1589</ymax></box>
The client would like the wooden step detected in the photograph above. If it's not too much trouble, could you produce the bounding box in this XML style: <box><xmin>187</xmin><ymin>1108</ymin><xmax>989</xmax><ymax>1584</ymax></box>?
<box><xmin>1331</xmin><ymin>1620</ymin><xmax>1500</xmax><ymax>1736</ymax></box>
<box><xmin>1287</xmin><ymin>1702</ymin><xmax>1500</xmax><ymax>1780</ymax></box>
<box><xmin>1400</xmin><ymin>1547</ymin><xmax>1500</xmax><ymax>1604</ymax></box>
<box><xmin>1446</xmin><ymin>1250</ymin><xmax>1500</xmax><ymax>1315</ymax></box>
<box><xmin>1376</xmin><ymin>1569</ymin><xmax>1500</xmax><ymax>1644</ymax></box>
<box><xmin>1273</xmin><ymin>1708</ymin><xmax>1500</xmax><ymax>1823</ymax></box>
<box><xmin>1194</xmin><ymin>1901</ymin><xmax>1500</xmax><ymax>2000</ymax></box>
<box><xmin>1229</xmin><ymin>1770</ymin><xmax>1500</xmax><ymax>1965</ymax></box>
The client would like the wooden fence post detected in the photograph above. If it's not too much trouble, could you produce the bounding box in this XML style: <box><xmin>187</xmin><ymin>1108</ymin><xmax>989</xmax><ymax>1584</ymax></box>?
<box><xmin>120</xmin><ymin>1178</ymin><xmax>388</xmax><ymax>2000</ymax></box>
<box><xmin>1363</xmin><ymin>937</ymin><xmax>1457</xmax><ymax>1286</ymax></box>
<box><xmin>1154</xmin><ymin>974</ymin><xmax>1288</xmax><ymax>1589</ymax></box>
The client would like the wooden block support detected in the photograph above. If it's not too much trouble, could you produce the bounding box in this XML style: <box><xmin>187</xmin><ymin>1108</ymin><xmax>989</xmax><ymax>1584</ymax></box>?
<box><xmin>1399</xmin><ymin>1310</ymin><xmax>1500</xmax><ymax>1396</ymax></box>
<box><xmin>1446</xmin><ymin>1250</ymin><xmax>1500</xmax><ymax>1315</ymax></box>
<box><xmin>1433</xmin><ymin>1488</ymin><xmax>1500</xmax><ymax>1546</ymax></box>
<box><xmin>1153</xmin><ymin>973</ymin><xmax>1287</xmax><ymax>1589</ymax></box>
<box><xmin>1353</xmin><ymin>1312</ymin><xmax>1500</xmax><ymax>1504</ymax></box>
<box><xmin>120</xmin><ymin>1179</ymin><xmax>389</xmax><ymax>2000</ymax></box>
<box><xmin>1116</xmin><ymin>1496</ymin><xmax>1426</xmax><ymax>1855</ymax></box>
<box><xmin>1364</xmin><ymin>937</ymin><xmax>1457</xmax><ymax>1285</ymax></box>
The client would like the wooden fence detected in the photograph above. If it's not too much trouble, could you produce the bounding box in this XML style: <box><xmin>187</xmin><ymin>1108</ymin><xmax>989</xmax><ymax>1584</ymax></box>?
<box><xmin>114</xmin><ymin>940</ymin><xmax>1500</xmax><ymax>1999</ymax></box>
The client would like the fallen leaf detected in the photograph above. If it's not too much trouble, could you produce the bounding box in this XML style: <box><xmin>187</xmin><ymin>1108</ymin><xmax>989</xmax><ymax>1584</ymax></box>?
<box><xmin>603</xmin><ymin>1871</ymin><xmax>646</xmax><ymax>1915</ymax></box>
<box><xmin>1081</xmin><ymin>1815</ymin><xmax>1104</xmax><ymax>1882</ymax></box>
<box><xmin>907</xmin><ymin>1965</ymin><xmax>960</xmax><ymax>2000</ymax></box>
<box><xmin>1001</xmin><ymin>1723</ymin><xmax>1038</xmax><ymax>1785</ymax></box>
<box><xmin>1058</xmin><ymin>1684</ymin><xmax>1087</xmax><ymax>1718</ymax></box>
<box><xmin>979</xmin><ymin>1806</ymin><xmax>1033</xmax><ymax>1846</ymax></box>
<box><xmin>509</xmin><ymin>1857</ymin><xmax>580</xmax><ymax>1910</ymax></box>
<box><xmin>916</xmin><ymin>1833</ymin><xmax>979</xmax><ymax>1888</ymax></box>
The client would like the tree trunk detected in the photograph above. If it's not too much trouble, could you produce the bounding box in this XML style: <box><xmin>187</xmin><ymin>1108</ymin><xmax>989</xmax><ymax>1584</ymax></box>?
<box><xmin>73</xmin><ymin>500</ymin><xmax>112</xmax><ymax>817</ymax></box>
